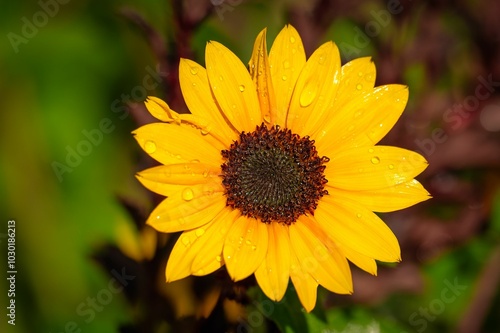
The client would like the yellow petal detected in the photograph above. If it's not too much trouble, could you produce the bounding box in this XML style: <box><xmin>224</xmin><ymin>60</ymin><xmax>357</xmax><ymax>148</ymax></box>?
<box><xmin>254</xmin><ymin>223</ymin><xmax>291</xmax><ymax>301</ymax></box>
<box><xmin>327</xmin><ymin>179</ymin><xmax>431</xmax><ymax>213</ymax></box>
<box><xmin>289</xmin><ymin>251</ymin><xmax>318</xmax><ymax>312</ymax></box>
<box><xmin>286</xmin><ymin>41</ymin><xmax>341</xmax><ymax>136</ymax></box>
<box><xmin>146</xmin><ymin>184</ymin><xmax>226</xmax><ymax>233</ymax></box>
<box><xmin>289</xmin><ymin>218</ymin><xmax>353</xmax><ymax>294</ymax></box>
<box><xmin>315</xmin><ymin>195</ymin><xmax>401</xmax><ymax>262</ymax></box>
<box><xmin>248</xmin><ymin>28</ymin><xmax>277</xmax><ymax>126</ymax></box>
<box><xmin>133</xmin><ymin>122</ymin><xmax>223</xmax><ymax>165</ymax></box>
<box><xmin>136</xmin><ymin>163</ymin><xmax>221</xmax><ymax>197</ymax></box>
<box><xmin>205</xmin><ymin>41</ymin><xmax>261</xmax><ymax>132</ymax></box>
<box><xmin>338</xmin><ymin>244</ymin><xmax>377</xmax><ymax>276</ymax></box>
<box><xmin>179</xmin><ymin>58</ymin><xmax>238</xmax><ymax>143</ymax></box>
<box><xmin>269</xmin><ymin>25</ymin><xmax>306</xmax><ymax>127</ymax></box>
<box><xmin>333</xmin><ymin>57</ymin><xmax>376</xmax><ymax>110</ymax></box>
<box><xmin>191</xmin><ymin>208</ymin><xmax>240</xmax><ymax>275</ymax></box>
<box><xmin>166</xmin><ymin>209</ymin><xmax>232</xmax><ymax>282</ymax></box>
<box><xmin>223</xmin><ymin>216</ymin><xmax>268</xmax><ymax>281</ymax></box>
<box><xmin>316</xmin><ymin>85</ymin><xmax>409</xmax><ymax>153</ymax></box>
<box><xmin>325</xmin><ymin>146</ymin><xmax>428</xmax><ymax>191</ymax></box>
<box><xmin>145</xmin><ymin>96</ymin><xmax>181</xmax><ymax>122</ymax></box>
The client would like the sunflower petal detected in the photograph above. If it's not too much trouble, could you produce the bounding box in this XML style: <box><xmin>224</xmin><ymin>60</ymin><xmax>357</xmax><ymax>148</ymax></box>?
<box><xmin>223</xmin><ymin>216</ymin><xmax>268</xmax><ymax>281</ymax></box>
<box><xmin>290</xmin><ymin>252</ymin><xmax>318</xmax><ymax>312</ymax></box>
<box><xmin>333</xmin><ymin>57</ymin><xmax>376</xmax><ymax>109</ymax></box>
<box><xmin>136</xmin><ymin>163</ymin><xmax>221</xmax><ymax>197</ymax></box>
<box><xmin>166</xmin><ymin>209</ymin><xmax>232</xmax><ymax>282</ymax></box>
<box><xmin>328</xmin><ymin>179</ymin><xmax>431</xmax><ymax>212</ymax></box>
<box><xmin>316</xmin><ymin>85</ymin><xmax>408</xmax><ymax>153</ymax></box>
<box><xmin>254</xmin><ymin>223</ymin><xmax>291</xmax><ymax>301</ymax></box>
<box><xmin>133</xmin><ymin>123</ymin><xmax>223</xmax><ymax>165</ymax></box>
<box><xmin>146</xmin><ymin>184</ymin><xmax>226</xmax><ymax>233</ymax></box>
<box><xmin>290</xmin><ymin>219</ymin><xmax>353</xmax><ymax>294</ymax></box>
<box><xmin>145</xmin><ymin>96</ymin><xmax>181</xmax><ymax>122</ymax></box>
<box><xmin>315</xmin><ymin>195</ymin><xmax>401</xmax><ymax>262</ymax></box>
<box><xmin>269</xmin><ymin>25</ymin><xmax>306</xmax><ymax>127</ymax></box>
<box><xmin>179</xmin><ymin>58</ymin><xmax>238</xmax><ymax>143</ymax></box>
<box><xmin>339</xmin><ymin>244</ymin><xmax>377</xmax><ymax>276</ymax></box>
<box><xmin>325</xmin><ymin>146</ymin><xmax>428</xmax><ymax>191</ymax></box>
<box><xmin>206</xmin><ymin>41</ymin><xmax>261</xmax><ymax>132</ymax></box>
<box><xmin>191</xmin><ymin>208</ymin><xmax>239</xmax><ymax>275</ymax></box>
<box><xmin>287</xmin><ymin>42</ymin><xmax>341</xmax><ymax>136</ymax></box>
<box><xmin>249</xmin><ymin>28</ymin><xmax>277</xmax><ymax>126</ymax></box>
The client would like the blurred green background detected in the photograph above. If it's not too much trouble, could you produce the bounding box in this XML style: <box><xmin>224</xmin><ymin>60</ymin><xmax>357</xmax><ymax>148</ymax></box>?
<box><xmin>1</xmin><ymin>0</ymin><xmax>500</xmax><ymax>332</ymax></box>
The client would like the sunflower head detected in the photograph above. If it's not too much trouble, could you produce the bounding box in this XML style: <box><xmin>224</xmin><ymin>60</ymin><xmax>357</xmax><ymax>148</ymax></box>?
<box><xmin>133</xmin><ymin>25</ymin><xmax>430</xmax><ymax>312</ymax></box>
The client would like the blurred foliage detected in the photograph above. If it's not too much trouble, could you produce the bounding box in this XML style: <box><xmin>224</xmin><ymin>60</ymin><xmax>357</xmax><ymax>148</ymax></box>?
<box><xmin>1</xmin><ymin>0</ymin><xmax>500</xmax><ymax>333</ymax></box>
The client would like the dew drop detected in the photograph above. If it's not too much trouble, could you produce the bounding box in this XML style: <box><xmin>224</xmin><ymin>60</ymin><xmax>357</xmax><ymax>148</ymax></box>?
<box><xmin>371</xmin><ymin>156</ymin><xmax>380</xmax><ymax>164</ymax></box>
<box><xmin>239</xmin><ymin>85</ymin><xmax>245</xmax><ymax>92</ymax></box>
<box><xmin>197</xmin><ymin>269</ymin><xmax>204</xmax><ymax>275</ymax></box>
<box><xmin>368</xmin><ymin>148</ymin><xmax>374</xmax><ymax>153</ymax></box>
<box><xmin>356</xmin><ymin>213</ymin><xmax>362</xmax><ymax>218</ymax></box>
<box><xmin>282</xmin><ymin>75</ymin><xmax>287</xmax><ymax>81</ymax></box>
<box><xmin>245</xmin><ymin>239</ymin><xmax>252</xmax><ymax>245</ymax></box>
<box><xmin>203</xmin><ymin>170</ymin><xmax>209</xmax><ymax>178</ymax></box>
<box><xmin>144</xmin><ymin>140</ymin><xmax>157</xmax><ymax>153</ymax></box>
<box><xmin>354</xmin><ymin>110</ymin><xmax>363</xmax><ymax>118</ymax></box>
<box><xmin>299</xmin><ymin>85</ymin><xmax>317</xmax><ymax>107</ymax></box>
<box><xmin>195</xmin><ymin>228</ymin><xmax>205</xmax><ymax>237</ymax></box>
<box><xmin>251</xmin><ymin>245</ymin><xmax>257</xmax><ymax>251</ymax></box>
<box><xmin>181</xmin><ymin>236</ymin><xmax>191</xmax><ymax>246</ymax></box>
<box><xmin>182</xmin><ymin>188</ymin><xmax>194</xmax><ymax>201</ymax></box>
<box><xmin>190</xmin><ymin>66</ymin><xmax>198</xmax><ymax>75</ymax></box>
<box><xmin>283</xmin><ymin>60</ymin><xmax>290</xmax><ymax>69</ymax></box>
<box><xmin>219</xmin><ymin>75</ymin><xmax>224</xmax><ymax>81</ymax></box>
<box><xmin>318</xmin><ymin>55</ymin><xmax>326</xmax><ymax>64</ymax></box>
<box><xmin>263</xmin><ymin>114</ymin><xmax>271</xmax><ymax>123</ymax></box>
<box><xmin>290</xmin><ymin>36</ymin><xmax>296</xmax><ymax>43</ymax></box>
<box><xmin>201</xmin><ymin>126</ymin><xmax>211</xmax><ymax>135</ymax></box>
<box><xmin>388</xmin><ymin>164</ymin><xmax>394</xmax><ymax>170</ymax></box>
<box><xmin>216</xmin><ymin>255</ymin><xmax>222</xmax><ymax>262</ymax></box>
<box><xmin>356</xmin><ymin>83</ymin><xmax>363</xmax><ymax>90</ymax></box>
<box><xmin>358</xmin><ymin>71</ymin><xmax>363</xmax><ymax>77</ymax></box>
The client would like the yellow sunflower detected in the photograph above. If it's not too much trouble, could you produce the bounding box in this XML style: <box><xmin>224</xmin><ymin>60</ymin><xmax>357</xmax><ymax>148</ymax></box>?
<box><xmin>133</xmin><ymin>25</ymin><xmax>430</xmax><ymax>312</ymax></box>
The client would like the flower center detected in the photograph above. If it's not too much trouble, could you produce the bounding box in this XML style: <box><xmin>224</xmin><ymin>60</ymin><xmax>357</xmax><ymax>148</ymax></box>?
<box><xmin>221</xmin><ymin>124</ymin><xmax>329</xmax><ymax>224</ymax></box>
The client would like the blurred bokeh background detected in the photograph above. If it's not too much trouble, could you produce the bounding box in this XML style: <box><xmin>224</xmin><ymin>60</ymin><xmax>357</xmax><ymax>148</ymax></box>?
<box><xmin>1</xmin><ymin>0</ymin><xmax>500</xmax><ymax>332</ymax></box>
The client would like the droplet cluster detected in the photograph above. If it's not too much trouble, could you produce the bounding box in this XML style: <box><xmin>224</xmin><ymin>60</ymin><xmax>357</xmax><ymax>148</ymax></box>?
<box><xmin>221</xmin><ymin>124</ymin><xmax>329</xmax><ymax>224</ymax></box>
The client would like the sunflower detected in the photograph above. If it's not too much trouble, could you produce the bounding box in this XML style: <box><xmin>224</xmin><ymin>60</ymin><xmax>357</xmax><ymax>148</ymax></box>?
<box><xmin>133</xmin><ymin>25</ymin><xmax>430</xmax><ymax>312</ymax></box>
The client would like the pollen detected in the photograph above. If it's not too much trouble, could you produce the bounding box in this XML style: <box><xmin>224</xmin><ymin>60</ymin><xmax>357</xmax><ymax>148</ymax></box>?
<box><xmin>221</xmin><ymin>124</ymin><xmax>329</xmax><ymax>224</ymax></box>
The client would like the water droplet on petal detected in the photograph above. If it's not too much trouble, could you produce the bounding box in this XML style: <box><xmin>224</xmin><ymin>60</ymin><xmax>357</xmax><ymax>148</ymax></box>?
<box><xmin>201</xmin><ymin>126</ymin><xmax>211</xmax><ymax>135</ymax></box>
<box><xmin>283</xmin><ymin>60</ymin><xmax>290</xmax><ymax>69</ymax></box>
<box><xmin>282</xmin><ymin>75</ymin><xmax>287</xmax><ymax>81</ymax></box>
<box><xmin>251</xmin><ymin>245</ymin><xmax>257</xmax><ymax>251</ymax></box>
<box><xmin>219</xmin><ymin>76</ymin><xmax>224</xmax><ymax>81</ymax></box>
<box><xmin>368</xmin><ymin>148</ymin><xmax>374</xmax><ymax>153</ymax></box>
<box><xmin>290</xmin><ymin>36</ymin><xmax>296</xmax><ymax>43</ymax></box>
<box><xmin>239</xmin><ymin>85</ymin><xmax>245</xmax><ymax>92</ymax></box>
<box><xmin>318</xmin><ymin>54</ymin><xmax>326</xmax><ymax>64</ymax></box>
<box><xmin>263</xmin><ymin>114</ymin><xmax>271</xmax><ymax>123</ymax></box>
<box><xmin>356</xmin><ymin>84</ymin><xmax>363</xmax><ymax>90</ymax></box>
<box><xmin>203</xmin><ymin>170</ymin><xmax>209</xmax><ymax>178</ymax></box>
<box><xmin>216</xmin><ymin>255</ymin><xmax>222</xmax><ymax>262</ymax></box>
<box><xmin>182</xmin><ymin>188</ymin><xmax>194</xmax><ymax>201</ymax></box>
<box><xmin>144</xmin><ymin>140</ymin><xmax>157</xmax><ymax>153</ymax></box>
<box><xmin>190</xmin><ymin>66</ymin><xmax>198</xmax><ymax>75</ymax></box>
<box><xmin>181</xmin><ymin>236</ymin><xmax>191</xmax><ymax>246</ymax></box>
<box><xmin>197</xmin><ymin>269</ymin><xmax>204</xmax><ymax>275</ymax></box>
<box><xmin>354</xmin><ymin>110</ymin><xmax>363</xmax><ymax>118</ymax></box>
<box><xmin>388</xmin><ymin>164</ymin><xmax>394</xmax><ymax>170</ymax></box>
<box><xmin>356</xmin><ymin>213</ymin><xmax>362</xmax><ymax>218</ymax></box>
<box><xmin>300</xmin><ymin>85</ymin><xmax>317</xmax><ymax>107</ymax></box>
<box><xmin>245</xmin><ymin>239</ymin><xmax>252</xmax><ymax>245</ymax></box>
<box><xmin>371</xmin><ymin>156</ymin><xmax>380</xmax><ymax>164</ymax></box>
<box><xmin>195</xmin><ymin>228</ymin><xmax>205</xmax><ymax>237</ymax></box>
<box><xmin>358</xmin><ymin>71</ymin><xmax>363</xmax><ymax>77</ymax></box>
